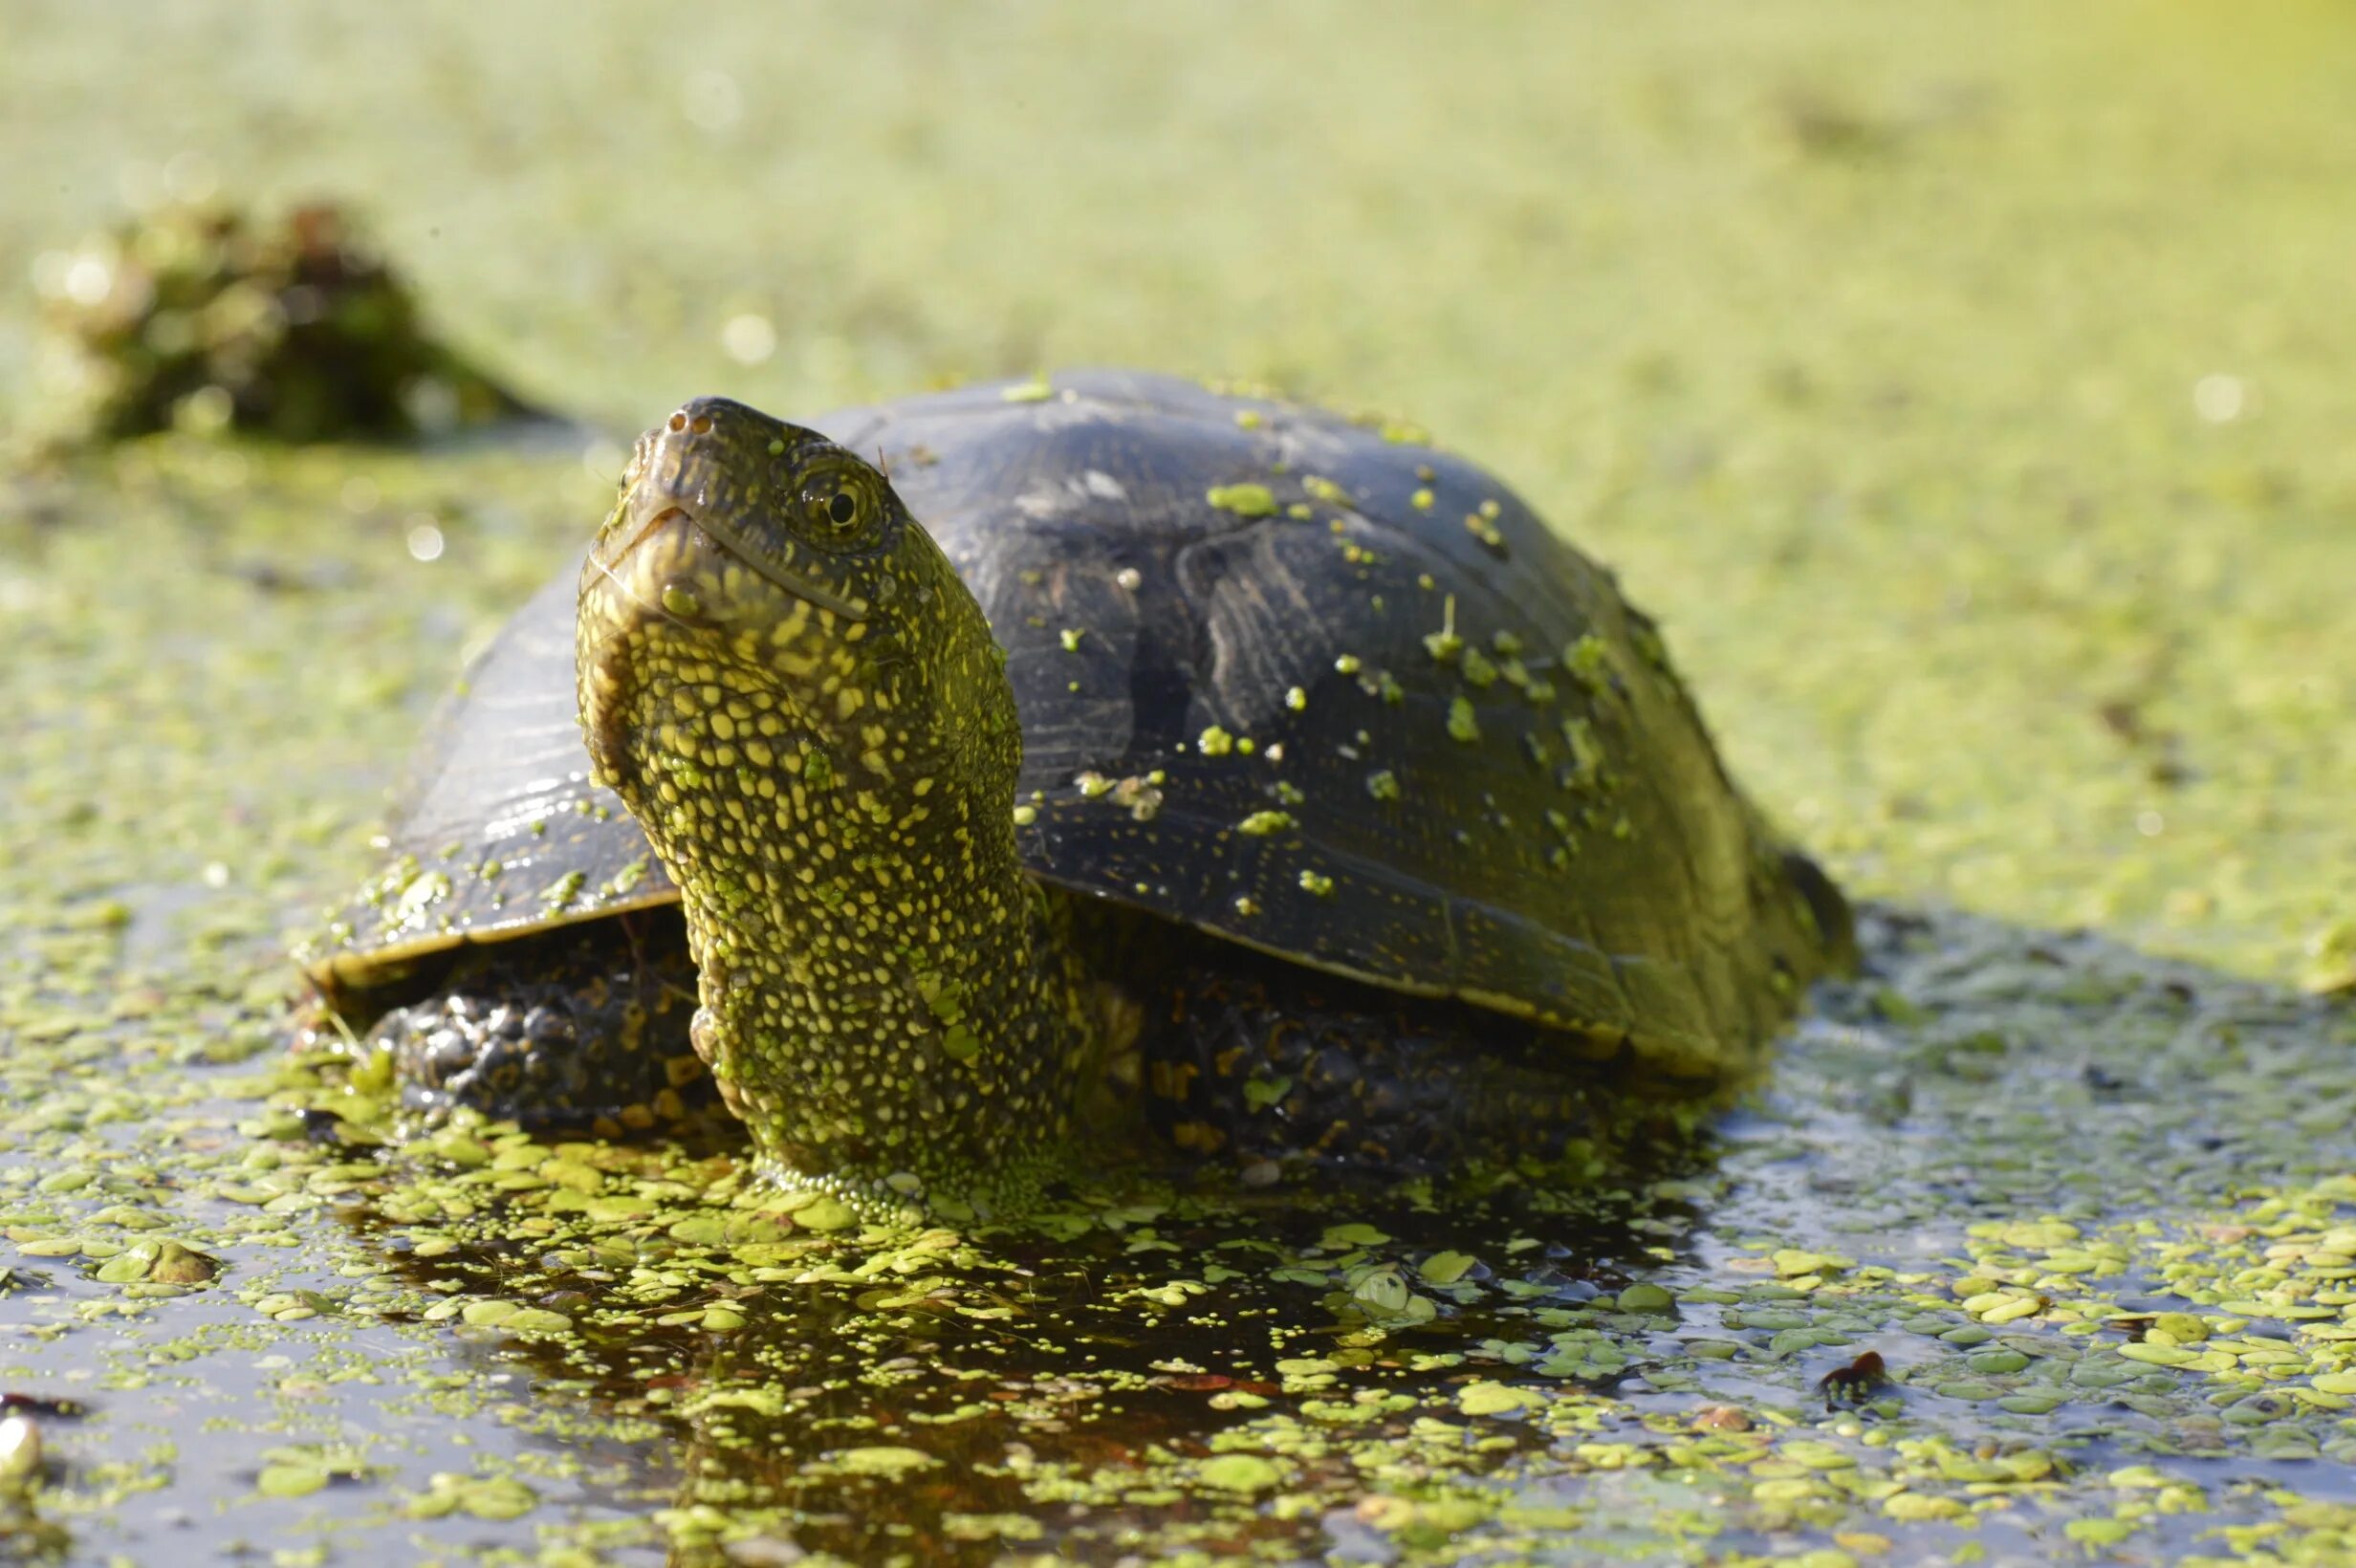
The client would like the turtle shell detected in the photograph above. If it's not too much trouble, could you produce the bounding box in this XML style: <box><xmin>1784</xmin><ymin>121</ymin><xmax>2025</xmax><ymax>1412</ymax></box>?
<box><xmin>306</xmin><ymin>370</ymin><xmax>1838</xmax><ymax>1076</ymax></box>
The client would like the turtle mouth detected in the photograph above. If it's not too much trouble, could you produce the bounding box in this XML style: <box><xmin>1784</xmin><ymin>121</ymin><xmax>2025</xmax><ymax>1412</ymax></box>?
<box><xmin>592</xmin><ymin>489</ymin><xmax>869</xmax><ymax>624</ymax></box>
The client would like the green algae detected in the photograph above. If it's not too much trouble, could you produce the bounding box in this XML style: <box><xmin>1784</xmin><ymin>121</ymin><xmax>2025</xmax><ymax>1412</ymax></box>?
<box><xmin>33</xmin><ymin>200</ymin><xmax>534</xmax><ymax>447</ymax></box>
<box><xmin>3</xmin><ymin>0</ymin><xmax>2355</xmax><ymax>1562</ymax></box>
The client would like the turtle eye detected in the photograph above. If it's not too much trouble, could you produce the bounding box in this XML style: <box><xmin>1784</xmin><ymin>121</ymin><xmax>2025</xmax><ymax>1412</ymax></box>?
<box><xmin>787</xmin><ymin>454</ymin><xmax>884</xmax><ymax>546</ymax></box>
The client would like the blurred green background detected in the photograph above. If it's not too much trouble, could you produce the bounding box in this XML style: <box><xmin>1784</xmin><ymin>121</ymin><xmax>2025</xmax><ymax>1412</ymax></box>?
<box><xmin>10</xmin><ymin>0</ymin><xmax>2349</xmax><ymax>984</ymax></box>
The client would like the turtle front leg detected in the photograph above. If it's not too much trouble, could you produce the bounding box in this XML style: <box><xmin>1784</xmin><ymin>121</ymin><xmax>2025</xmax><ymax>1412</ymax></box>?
<box><xmin>373</xmin><ymin>917</ymin><xmax>714</xmax><ymax>1137</ymax></box>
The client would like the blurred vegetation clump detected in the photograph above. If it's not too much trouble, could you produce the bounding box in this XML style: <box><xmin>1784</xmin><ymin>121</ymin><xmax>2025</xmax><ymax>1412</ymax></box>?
<box><xmin>36</xmin><ymin>201</ymin><xmax>535</xmax><ymax>444</ymax></box>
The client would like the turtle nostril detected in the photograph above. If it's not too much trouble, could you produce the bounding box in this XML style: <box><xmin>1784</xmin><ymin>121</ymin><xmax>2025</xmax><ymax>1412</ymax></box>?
<box><xmin>667</xmin><ymin>412</ymin><xmax>687</xmax><ymax>433</ymax></box>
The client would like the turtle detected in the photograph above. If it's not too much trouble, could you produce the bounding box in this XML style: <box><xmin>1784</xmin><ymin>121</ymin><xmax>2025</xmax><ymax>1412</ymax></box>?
<box><xmin>303</xmin><ymin>369</ymin><xmax>1851</xmax><ymax>1210</ymax></box>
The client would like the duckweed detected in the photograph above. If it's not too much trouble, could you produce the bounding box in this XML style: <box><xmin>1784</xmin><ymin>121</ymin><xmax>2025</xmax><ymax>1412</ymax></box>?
<box><xmin>5</xmin><ymin>2</ymin><xmax>2356</xmax><ymax>1561</ymax></box>
<box><xmin>1206</xmin><ymin>483</ymin><xmax>1278</xmax><ymax>517</ymax></box>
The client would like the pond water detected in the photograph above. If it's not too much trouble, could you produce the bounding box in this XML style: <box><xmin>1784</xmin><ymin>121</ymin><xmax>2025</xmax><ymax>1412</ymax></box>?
<box><xmin>3</xmin><ymin>3</ymin><xmax>2354</xmax><ymax>1563</ymax></box>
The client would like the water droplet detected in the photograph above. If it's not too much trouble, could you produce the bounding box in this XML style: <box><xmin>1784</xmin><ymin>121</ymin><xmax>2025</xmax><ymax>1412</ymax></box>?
<box><xmin>64</xmin><ymin>253</ymin><xmax>113</xmax><ymax>307</ymax></box>
<box><xmin>2192</xmin><ymin>374</ymin><xmax>2247</xmax><ymax>424</ymax></box>
<box><xmin>406</xmin><ymin>522</ymin><xmax>446</xmax><ymax>562</ymax></box>
<box><xmin>720</xmin><ymin>313</ymin><xmax>776</xmax><ymax>366</ymax></box>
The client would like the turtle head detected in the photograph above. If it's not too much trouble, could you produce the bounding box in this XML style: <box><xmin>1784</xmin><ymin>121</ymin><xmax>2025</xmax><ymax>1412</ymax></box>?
<box><xmin>576</xmin><ymin>398</ymin><xmax>1073</xmax><ymax>1209</ymax></box>
<box><xmin>578</xmin><ymin>396</ymin><xmax>1015</xmax><ymax>795</ymax></box>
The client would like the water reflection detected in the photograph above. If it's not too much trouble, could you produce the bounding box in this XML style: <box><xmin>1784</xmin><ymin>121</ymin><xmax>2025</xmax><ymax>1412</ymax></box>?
<box><xmin>316</xmin><ymin>906</ymin><xmax>2356</xmax><ymax>1562</ymax></box>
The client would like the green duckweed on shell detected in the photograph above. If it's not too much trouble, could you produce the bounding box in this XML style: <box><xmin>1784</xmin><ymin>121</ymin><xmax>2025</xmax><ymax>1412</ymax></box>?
<box><xmin>1205</xmin><ymin>482</ymin><xmax>1278</xmax><ymax>516</ymax></box>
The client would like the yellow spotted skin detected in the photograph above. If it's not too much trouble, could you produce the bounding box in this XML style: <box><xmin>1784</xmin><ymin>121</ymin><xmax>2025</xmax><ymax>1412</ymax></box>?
<box><xmin>578</xmin><ymin>399</ymin><xmax>1100</xmax><ymax>1208</ymax></box>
